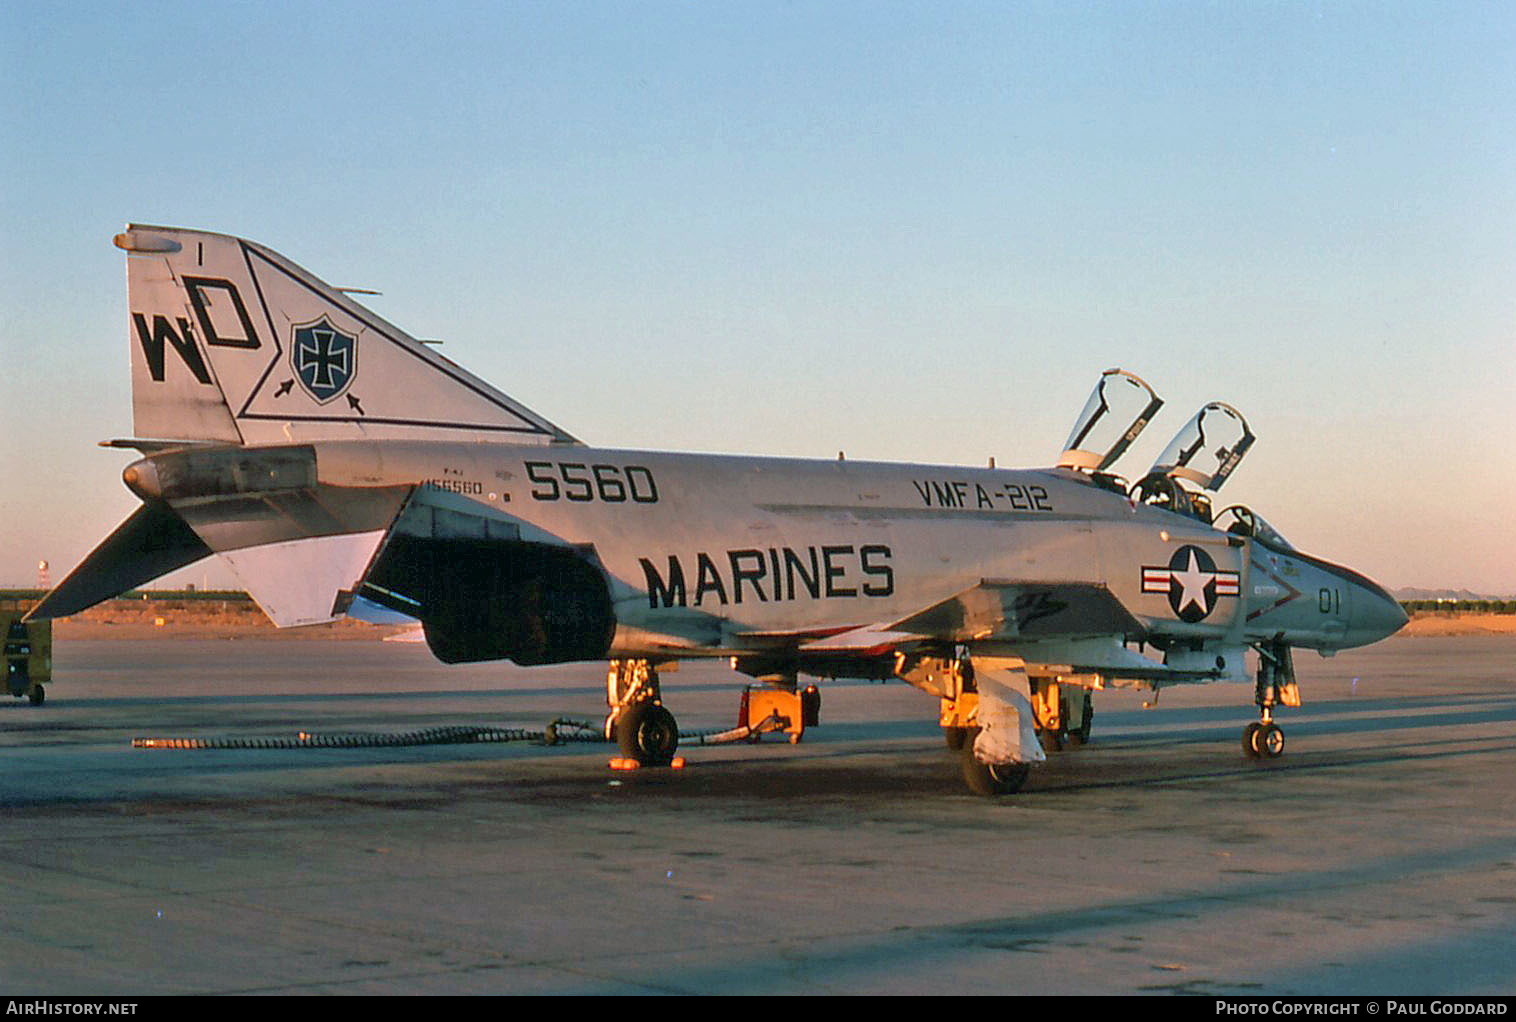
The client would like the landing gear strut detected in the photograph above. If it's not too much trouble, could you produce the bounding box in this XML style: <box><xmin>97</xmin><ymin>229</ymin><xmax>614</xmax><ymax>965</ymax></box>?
<box><xmin>1244</xmin><ymin>641</ymin><xmax>1297</xmax><ymax>759</ymax></box>
<box><xmin>605</xmin><ymin>659</ymin><xmax>679</xmax><ymax>766</ymax></box>
<box><xmin>1029</xmin><ymin>678</ymin><xmax>1094</xmax><ymax>752</ymax></box>
<box><xmin>914</xmin><ymin>652</ymin><xmax>1046</xmax><ymax>796</ymax></box>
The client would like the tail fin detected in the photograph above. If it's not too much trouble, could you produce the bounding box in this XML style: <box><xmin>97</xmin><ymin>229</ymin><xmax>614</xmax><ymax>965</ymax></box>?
<box><xmin>117</xmin><ymin>224</ymin><xmax>576</xmax><ymax>446</ymax></box>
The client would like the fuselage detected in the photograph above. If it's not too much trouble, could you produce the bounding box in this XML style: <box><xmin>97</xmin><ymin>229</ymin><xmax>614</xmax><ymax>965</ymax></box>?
<box><xmin>276</xmin><ymin>439</ymin><xmax>1403</xmax><ymax>658</ymax></box>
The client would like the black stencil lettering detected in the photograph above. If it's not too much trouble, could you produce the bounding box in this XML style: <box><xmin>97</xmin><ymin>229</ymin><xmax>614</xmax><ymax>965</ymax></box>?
<box><xmin>640</xmin><ymin>556</ymin><xmax>687</xmax><ymax>608</ymax></box>
<box><xmin>860</xmin><ymin>544</ymin><xmax>894</xmax><ymax>597</ymax></box>
<box><xmin>784</xmin><ymin>546</ymin><xmax>821</xmax><ymax>600</ymax></box>
<box><xmin>132</xmin><ymin>313</ymin><xmax>211</xmax><ymax>384</ymax></box>
<box><xmin>822</xmin><ymin>545</ymin><xmax>857</xmax><ymax>598</ymax></box>
<box><xmin>728</xmin><ymin>549</ymin><xmax>768</xmax><ymax>604</ymax></box>
<box><xmin>694</xmin><ymin>552</ymin><xmax>729</xmax><ymax>607</ymax></box>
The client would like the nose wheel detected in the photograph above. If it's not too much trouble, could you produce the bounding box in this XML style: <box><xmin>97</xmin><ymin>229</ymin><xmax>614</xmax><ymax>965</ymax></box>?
<box><xmin>1243</xmin><ymin>719</ymin><xmax>1285</xmax><ymax>759</ymax></box>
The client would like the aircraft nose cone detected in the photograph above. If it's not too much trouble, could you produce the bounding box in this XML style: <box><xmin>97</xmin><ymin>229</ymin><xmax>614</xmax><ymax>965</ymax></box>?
<box><xmin>1354</xmin><ymin>581</ymin><xmax>1409</xmax><ymax>644</ymax></box>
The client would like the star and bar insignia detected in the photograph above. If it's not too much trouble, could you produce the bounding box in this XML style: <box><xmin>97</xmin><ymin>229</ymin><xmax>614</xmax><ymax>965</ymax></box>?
<box><xmin>1142</xmin><ymin>545</ymin><xmax>1240</xmax><ymax>623</ymax></box>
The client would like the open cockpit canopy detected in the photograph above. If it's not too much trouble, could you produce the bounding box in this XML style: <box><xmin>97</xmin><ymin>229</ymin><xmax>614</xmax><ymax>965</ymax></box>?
<box><xmin>1059</xmin><ymin>375</ymin><xmax>1264</xmax><ymax>528</ymax></box>
<box><xmin>1146</xmin><ymin>402</ymin><xmax>1255</xmax><ymax>492</ymax></box>
<box><xmin>1057</xmin><ymin>369</ymin><xmax>1164</xmax><ymax>474</ymax></box>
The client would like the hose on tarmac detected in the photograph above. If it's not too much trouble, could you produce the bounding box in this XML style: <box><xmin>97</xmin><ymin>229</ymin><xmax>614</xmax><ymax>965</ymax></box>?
<box><xmin>132</xmin><ymin>718</ymin><xmax>606</xmax><ymax>751</ymax></box>
<box><xmin>130</xmin><ymin>716</ymin><xmax>782</xmax><ymax>751</ymax></box>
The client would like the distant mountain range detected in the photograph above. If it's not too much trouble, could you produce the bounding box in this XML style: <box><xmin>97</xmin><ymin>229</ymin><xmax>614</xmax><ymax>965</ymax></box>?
<box><xmin>1393</xmin><ymin>587</ymin><xmax>1515</xmax><ymax>601</ymax></box>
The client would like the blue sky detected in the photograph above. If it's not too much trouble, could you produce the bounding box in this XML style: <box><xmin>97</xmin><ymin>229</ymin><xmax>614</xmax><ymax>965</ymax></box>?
<box><xmin>2</xmin><ymin>1</ymin><xmax>1513</xmax><ymax>593</ymax></box>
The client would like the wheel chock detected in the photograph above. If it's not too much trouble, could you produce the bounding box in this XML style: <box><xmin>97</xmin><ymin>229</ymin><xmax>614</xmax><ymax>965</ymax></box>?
<box><xmin>608</xmin><ymin>756</ymin><xmax>686</xmax><ymax>772</ymax></box>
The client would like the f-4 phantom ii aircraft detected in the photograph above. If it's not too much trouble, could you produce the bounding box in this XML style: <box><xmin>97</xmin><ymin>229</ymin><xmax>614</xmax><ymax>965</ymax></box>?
<box><xmin>30</xmin><ymin>225</ymin><xmax>1408</xmax><ymax>795</ymax></box>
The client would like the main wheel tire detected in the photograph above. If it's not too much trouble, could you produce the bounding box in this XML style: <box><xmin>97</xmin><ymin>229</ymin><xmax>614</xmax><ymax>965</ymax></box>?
<box><xmin>944</xmin><ymin>726</ymin><xmax>967</xmax><ymax>751</ymax></box>
<box><xmin>1242</xmin><ymin>722</ymin><xmax>1263</xmax><ymax>758</ymax></box>
<box><xmin>1258</xmin><ymin>722</ymin><xmax>1285</xmax><ymax>758</ymax></box>
<box><xmin>27</xmin><ymin>685</ymin><xmax>44</xmax><ymax>706</ymax></box>
<box><xmin>960</xmin><ymin>743</ymin><xmax>1031</xmax><ymax>796</ymax></box>
<box><xmin>616</xmin><ymin>703</ymin><xmax>679</xmax><ymax>766</ymax></box>
<box><xmin>1038</xmin><ymin>729</ymin><xmax>1063</xmax><ymax>753</ymax></box>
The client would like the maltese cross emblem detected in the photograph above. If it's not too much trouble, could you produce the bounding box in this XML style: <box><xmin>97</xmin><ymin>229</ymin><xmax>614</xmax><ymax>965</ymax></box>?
<box><xmin>291</xmin><ymin>317</ymin><xmax>357</xmax><ymax>404</ymax></box>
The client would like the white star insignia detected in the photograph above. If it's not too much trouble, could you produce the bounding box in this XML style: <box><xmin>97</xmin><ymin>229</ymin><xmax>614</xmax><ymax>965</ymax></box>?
<box><xmin>1169</xmin><ymin>549</ymin><xmax>1213</xmax><ymax>616</ymax></box>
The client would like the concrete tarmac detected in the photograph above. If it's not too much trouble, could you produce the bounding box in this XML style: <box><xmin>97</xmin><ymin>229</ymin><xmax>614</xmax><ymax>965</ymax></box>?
<box><xmin>2</xmin><ymin>635</ymin><xmax>1514</xmax><ymax>995</ymax></box>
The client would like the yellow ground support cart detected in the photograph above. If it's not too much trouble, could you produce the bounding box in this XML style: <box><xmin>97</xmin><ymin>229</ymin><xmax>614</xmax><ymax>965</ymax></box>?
<box><xmin>738</xmin><ymin>684</ymin><xmax>821</xmax><ymax>744</ymax></box>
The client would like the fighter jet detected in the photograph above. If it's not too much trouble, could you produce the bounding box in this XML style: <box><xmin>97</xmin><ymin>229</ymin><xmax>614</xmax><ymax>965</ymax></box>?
<box><xmin>28</xmin><ymin>225</ymin><xmax>1408</xmax><ymax>794</ymax></box>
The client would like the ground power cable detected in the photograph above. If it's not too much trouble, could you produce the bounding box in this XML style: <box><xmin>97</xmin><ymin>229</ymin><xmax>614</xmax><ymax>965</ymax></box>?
<box><xmin>130</xmin><ymin>714</ymin><xmax>788</xmax><ymax>751</ymax></box>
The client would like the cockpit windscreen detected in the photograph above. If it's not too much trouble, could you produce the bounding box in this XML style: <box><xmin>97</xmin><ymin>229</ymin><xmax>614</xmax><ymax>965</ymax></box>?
<box><xmin>1215</xmin><ymin>505</ymin><xmax>1295</xmax><ymax>550</ymax></box>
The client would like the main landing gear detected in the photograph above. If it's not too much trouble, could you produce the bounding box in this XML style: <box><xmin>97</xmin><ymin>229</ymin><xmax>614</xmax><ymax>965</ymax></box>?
<box><xmin>929</xmin><ymin>655</ymin><xmax>1092</xmax><ymax>796</ymax></box>
<box><xmin>959</xmin><ymin>737</ymin><xmax>1031</xmax><ymax>796</ymax></box>
<box><xmin>605</xmin><ymin>659</ymin><xmax>825</xmax><ymax>770</ymax></box>
<box><xmin>1029</xmin><ymin>677</ymin><xmax>1094</xmax><ymax>753</ymax></box>
<box><xmin>606</xmin><ymin>659</ymin><xmax>679</xmax><ymax>767</ymax></box>
<box><xmin>940</xmin><ymin>669</ymin><xmax>1095</xmax><ymax>756</ymax></box>
<box><xmin>1243</xmin><ymin>641</ymin><xmax>1298</xmax><ymax>760</ymax></box>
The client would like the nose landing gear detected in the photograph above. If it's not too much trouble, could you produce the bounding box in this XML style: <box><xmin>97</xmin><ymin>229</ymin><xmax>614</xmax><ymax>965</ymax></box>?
<box><xmin>1244</xmin><ymin>641</ymin><xmax>1296</xmax><ymax>760</ymax></box>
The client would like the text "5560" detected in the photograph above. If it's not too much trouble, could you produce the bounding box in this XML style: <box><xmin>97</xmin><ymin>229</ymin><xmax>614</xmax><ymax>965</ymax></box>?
<box><xmin>524</xmin><ymin>461</ymin><xmax>660</xmax><ymax>504</ymax></box>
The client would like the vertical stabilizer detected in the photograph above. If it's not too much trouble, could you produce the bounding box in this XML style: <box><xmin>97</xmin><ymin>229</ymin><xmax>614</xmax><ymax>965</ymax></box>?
<box><xmin>116</xmin><ymin>224</ymin><xmax>577</xmax><ymax>446</ymax></box>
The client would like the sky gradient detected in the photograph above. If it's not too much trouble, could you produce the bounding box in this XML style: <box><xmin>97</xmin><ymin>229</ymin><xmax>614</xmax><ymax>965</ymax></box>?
<box><xmin>2</xmin><ymin>1</ymin><xmax>1513</xmax><ymax>594</ymax></box>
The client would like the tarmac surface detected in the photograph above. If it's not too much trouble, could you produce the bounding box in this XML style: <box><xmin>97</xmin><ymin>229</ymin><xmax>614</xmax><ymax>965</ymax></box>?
<box><xmin>3</xmin><ymin>635</ymin><xmax>1514</xmax><ymax>995</ymax></box>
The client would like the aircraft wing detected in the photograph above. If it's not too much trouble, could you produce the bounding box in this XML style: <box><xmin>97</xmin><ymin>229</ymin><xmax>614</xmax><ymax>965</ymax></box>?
<box><xmin>886</xmin><ymin>580</ymin><xmax>1144</xmax><ymax>645</ymax></box>
<box><xmin>760</xmin><ymin>581</ymin><xmax>1210</xmax><ymax>685</ymax></box>
<box><xmin>747</xmin><ymin>580</ymin><xmax>1146</xmax><ymax>658</ymax></box>
<box><xmin>796</xmin><ymin>625</ymin><xmax>931</xmax><ymax>655</ymax></box>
